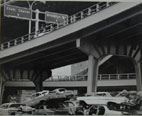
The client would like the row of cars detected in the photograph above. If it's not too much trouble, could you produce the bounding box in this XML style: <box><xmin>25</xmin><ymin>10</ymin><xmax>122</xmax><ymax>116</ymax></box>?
<box><xmin>22</xmin><ymin>88</ymin><xmax>74</xmax><ymax>107</ymax></box>
<box><xmin>0</xmin><ymin>99</ymin><xmax>131</xmax><ymax>115</ymax></box>
<box><xmin>0</xmin><ymin>103</ymin><xmax>35</xmax><ymax>115</ymax></box>
<box><xmin>0</xmin><ymin>88</ymin><xmax>75</xmax><ymax>115</ymax></box>
<box><xmin>1</xmin><ymin>89</ymin><xmax>142</xmax><ymax>115</ymax></box>
<box><xmin>31</xmin><ymin>90</ymin><xmax>142</xmax><ymax>115</ymax></box>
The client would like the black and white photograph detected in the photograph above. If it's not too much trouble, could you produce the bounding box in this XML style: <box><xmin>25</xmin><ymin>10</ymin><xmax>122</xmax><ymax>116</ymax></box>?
<box><xmin>0</xmin><ymin>0</ymin><xmax>142</xmax><ymax>115</ymax></box>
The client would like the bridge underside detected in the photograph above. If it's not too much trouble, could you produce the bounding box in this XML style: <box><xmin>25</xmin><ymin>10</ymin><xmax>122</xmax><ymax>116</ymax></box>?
<box><xmin>0</xmin><ymin>3</ymin><xmax>142</xmax><ymax>94</ymax></box>
<box><xmin>1</xmin><ymin>3</ymin><xmax>142</xmax><ymax>69</ymax></box>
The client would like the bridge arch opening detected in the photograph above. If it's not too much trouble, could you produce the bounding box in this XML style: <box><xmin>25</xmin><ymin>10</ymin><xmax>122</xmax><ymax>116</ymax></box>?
<box><xmin>97</xmin><ymin>54</ymin><xmax>140</xmax><ymax>92</ymax></box>
<box><xmin>99</xmin><ymin>55</ymin><xmax>135</xmax><ymax>74</ymax></box>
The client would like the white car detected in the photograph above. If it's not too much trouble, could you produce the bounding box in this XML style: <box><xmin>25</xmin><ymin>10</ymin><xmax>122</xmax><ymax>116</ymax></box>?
<box><xmin>0</xmin><ymin>103</ymin><xmax>30</xmax><ymax>115</ymax></box>
<box><xmin>23</xmin><ymin>90</ymin><xmax>49</xmax><ymax>106</ymax></box>
<box><xmin>52</xmin><ymin>88</ymin><xmax>74</xmax><ymax>97</ymax></box>
<box><xmin>77</xmin><ymin>96</ymin><xmax>128</xmax><ymax>105</ymax></box>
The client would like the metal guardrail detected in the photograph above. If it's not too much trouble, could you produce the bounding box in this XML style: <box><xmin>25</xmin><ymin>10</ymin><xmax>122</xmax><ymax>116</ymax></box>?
<box><xmin>46</xmin><ymin>75</ymin><xmax>88</xmax><ymax>82</ymax></box>
<box><xmin>98</xmin><ymin>73</ymin><xmax>136</xmax><ymax>80</ymax></box>
<box><xmin>10</xmin><ymin>73</ymin><xmax>136</xmax><ymax>82</ymax></box>
<box><xmin>0</xmin><ymin>2</ymin><xmax>116</xmax><ymax>50</ymax></box>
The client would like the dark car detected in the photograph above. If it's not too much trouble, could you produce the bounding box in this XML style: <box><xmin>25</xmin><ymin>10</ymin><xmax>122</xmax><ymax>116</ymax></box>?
<box><xmin>53</xmin><ymin>103</ymin><xmax>70</xmax><ymax>115</ymax></box>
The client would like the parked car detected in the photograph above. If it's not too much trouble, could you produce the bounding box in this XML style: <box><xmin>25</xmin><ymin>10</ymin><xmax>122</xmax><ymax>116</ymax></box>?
<box><xmin>37</xmin><ymin>101</ymin><xmax>77</xmax><ymax>115</ymax></box>
<box><xmin>77</xmin><ymin>96</ymin><xmax>128</xmax><ymax>105</ymax></box>
<box><xmin>52</xmin><ymin>88</ymin><xmax>74</xmax><ymax>98</ymax></box>
<box><xmin>75</xmin><ymin>100</ymin><xmax>129</xmax><ymax>115</ymax></box>
<box><xmin>89</xmin><ymin>105</ymin><xmax>128</xmax><ymax>115</ymax></box>
<box><xmin>53</xmin><ymin>103</ymin><xmax>70</xmax><ymax>115</ymax></box>
<box><xmin>35</xmin><ymin>105</ymin><xmax>55</xmax><ymax>115</ymax></box>
<box><xmin>23</xmin><ymin>90</ymin><xmax>49</xmax><ymax>106</ymax></box>
<box><xmin>0</xmin><ymin>103</ymin><xmax>33</xmax><ymax>115</ymax></box>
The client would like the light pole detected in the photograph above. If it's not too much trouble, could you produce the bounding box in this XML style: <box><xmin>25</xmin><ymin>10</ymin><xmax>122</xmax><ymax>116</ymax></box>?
<box><xmin>27</xmin><ymin>1</ymin><xmax>37</xmax><ymax>38</ymax></box>
<box><xmin>27</xmin><ymin>1</ymin><xmax>46</xmax><ymax>38</ymax></box>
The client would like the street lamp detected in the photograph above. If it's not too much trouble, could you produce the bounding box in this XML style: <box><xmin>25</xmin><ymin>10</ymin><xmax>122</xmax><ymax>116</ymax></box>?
<box><xmin>27</xmin><ymin>0</ymin><xmax>37</xmax><ymax>37</ymax></box>
<box><xmin>27</xmin><ymin>0</ymin><xmax>46</xmax><ymax>38</ymax></box>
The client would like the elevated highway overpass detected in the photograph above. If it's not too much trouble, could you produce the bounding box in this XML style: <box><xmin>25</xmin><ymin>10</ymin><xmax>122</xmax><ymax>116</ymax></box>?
<box><xmin>0</xmin><ymin>2</ymin><xmax>142</xmax><ymax>96</ymax></box>
<box><xmin>5</xmin><ymin>73</ymin><xmax>136</xmax><ymax>91</ymax></box>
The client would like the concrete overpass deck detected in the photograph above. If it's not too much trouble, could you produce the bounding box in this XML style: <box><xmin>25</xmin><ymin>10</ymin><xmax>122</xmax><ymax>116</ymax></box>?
<box><xmin>0</xmin><ymin>2</ymin><xmax>141</xmax><ymax>69</ymax></box>
<box><xmin>1</xmin><ymin>2</ymin><xmax>142</xmax><ymax>94</ymax></box>
<box><xmin>5</xmin><ymin>73</ymin><xmax>136</xmax><ymax>88</ymax></box>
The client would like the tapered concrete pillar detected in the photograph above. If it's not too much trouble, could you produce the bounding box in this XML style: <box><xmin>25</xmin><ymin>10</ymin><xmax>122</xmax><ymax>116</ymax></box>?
<box><xmin>87</xmin><ymin>55</ymin><xmax>99</xmax><ymax>95</ymax></box>
<box><xmin>33</xmin><ymin>70</ymin><xmax>52</xmax><ymax>92</ymax></box>
<box><xmin>34</xmin><ymin>79</ymin><xmax>43</xmax><ymax>92</ymax></box>
<box><xmin>135</xmin><ymin>62</ymin><xmax>142</xmax><ymax>91</ymax></box>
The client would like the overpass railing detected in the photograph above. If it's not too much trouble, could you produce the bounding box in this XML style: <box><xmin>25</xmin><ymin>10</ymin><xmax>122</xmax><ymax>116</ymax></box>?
<box><xmin>9</xmin><ymin>73</ymin><xmax>136</xmax><ymax>82</ymax></box>
<box><xmin>0</xmin><ymin>2</ymin><xmax>117</xmax><ymax>50</ymax></box>
<box><xmin>98</xmin><ymin>73</ymin><xmax>136</xmax><ymax>80</ymax></box>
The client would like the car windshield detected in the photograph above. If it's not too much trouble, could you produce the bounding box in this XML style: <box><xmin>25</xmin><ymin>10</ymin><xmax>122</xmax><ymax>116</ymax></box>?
<box><xmin>97</xmin><ymin>93</ymin><xmax>106</xmax><ymax>96</ymax></box>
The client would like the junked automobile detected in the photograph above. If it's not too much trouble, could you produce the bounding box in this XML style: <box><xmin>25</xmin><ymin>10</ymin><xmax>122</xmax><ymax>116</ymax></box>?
<box><xmin>0</xmin><ymin>103</ymin><xmax>34</xmax><ymax>115</ymax></box>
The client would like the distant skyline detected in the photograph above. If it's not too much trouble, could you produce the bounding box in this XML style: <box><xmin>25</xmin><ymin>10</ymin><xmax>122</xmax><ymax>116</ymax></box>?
<box><xmin>52</xmin><ymin>65</ymin><xmax>71</xmax><ymax>75</ymax></box>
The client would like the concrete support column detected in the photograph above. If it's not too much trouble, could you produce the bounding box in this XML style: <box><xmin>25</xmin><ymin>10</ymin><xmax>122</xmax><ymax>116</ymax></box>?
<box><xmin>0</xmin><ymin>81</ymin><xmax>2</xmax><ymax>104</ymax></box>
<box><xmin>87</xmin><ymin>55</ymin><xmax>99</xmax><ymax>95</ymax></box>
<box><xmin>34</xmin><ymin>79</ymin><xmax>43</xmax><ymax>92</ymax></box>
<box><xmin>135</xmin><ymin>62</ymin><xmax>142</xmax><ymax>91</ymax></box>
<box><xmin>0</xmin><ymin>84</ymin><xmax>4</xmax><ymax>104</ymax></box>
<box><xmin>33</xmin><ymin>69</ymin><xmax>52</xmax><ymax>92</ymax></box>
<box><xmin>0</xmin><ymin>75</ymin><xmax>4</xmax><ymax>104</ymax></box>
